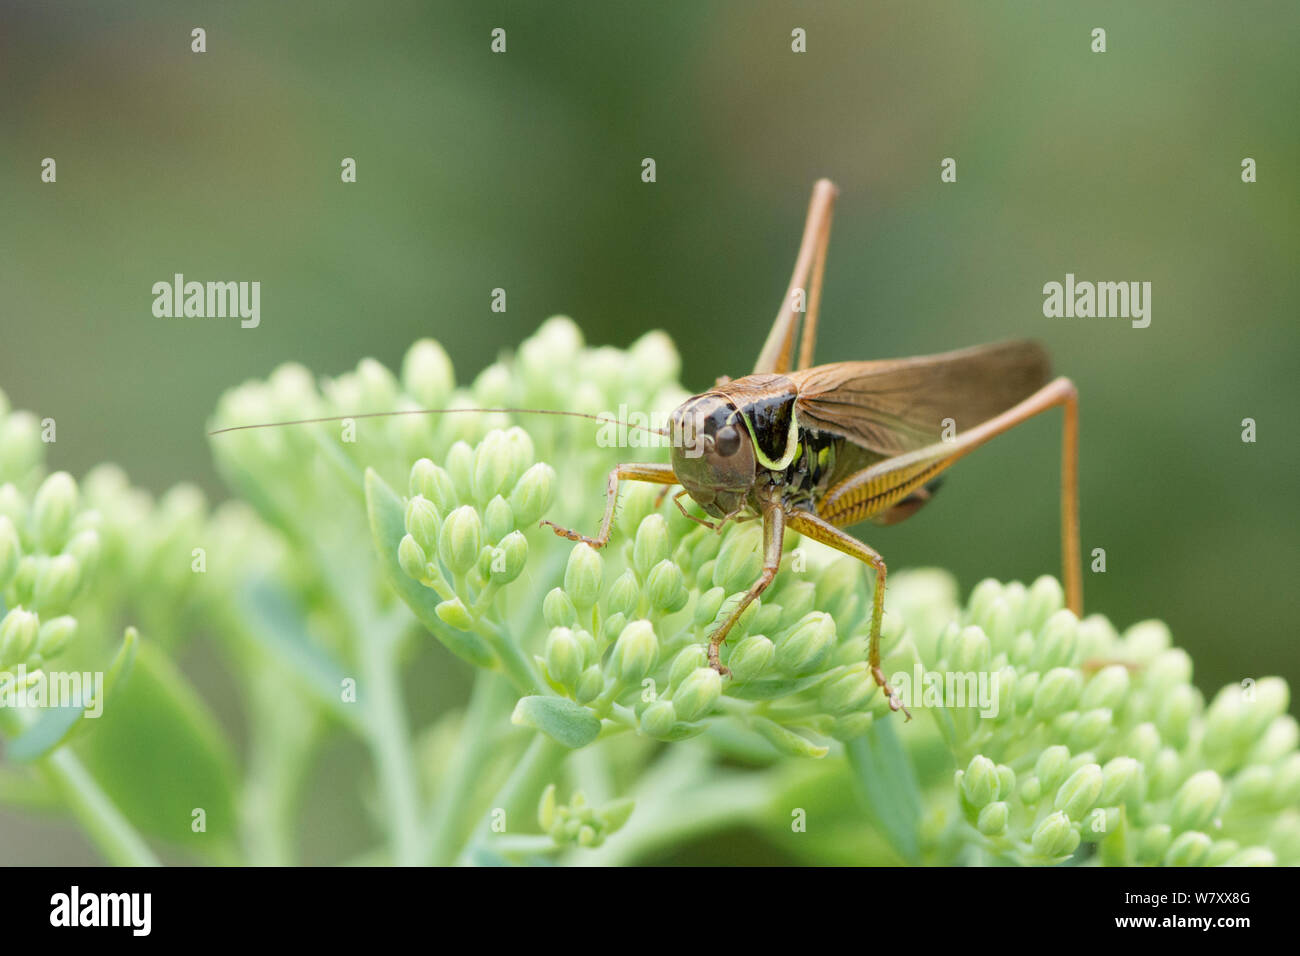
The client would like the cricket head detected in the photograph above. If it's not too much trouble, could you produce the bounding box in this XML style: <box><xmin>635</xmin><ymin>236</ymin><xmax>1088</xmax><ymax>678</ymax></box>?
<box><xmin>670</xmin><ymin>393</ymin><xmax>756</xmax><ymax>518</ymax></box>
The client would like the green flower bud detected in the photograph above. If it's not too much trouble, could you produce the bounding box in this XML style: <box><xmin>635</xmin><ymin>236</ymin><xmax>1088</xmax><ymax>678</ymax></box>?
<box><xmin>508</xmin><ymin>464</ymin><xmax>556</xmax><ymax>528</ymax></box>
<box><xmin>1035</xmin><ymin>745</ymin><xmax>1072</xmax><ymax>791</ymax></box>
<box><xmin>672</xmin><ymin>667</ymin><xmax>721</xmax><ymax>722</ymax></box>
<box><xmin>491</xmin><ymin>531</ymin><xmax>528</xmax><ymax>584</ymax></box>
<box><xmin>610</xmin><ymin>620</ymin><xmax>658</xmax><ymax>685</ymax></box>
<box><xmin>0</xmin><ymin>608</ymin><xmax>40</xmax><ymax>665</ymax></box>
<box><xmin>645</xmin><ymin>559</ymin><xmax>688</xmax><ymax>614</ymax></box>
<box><xmin>693</xmin><ymin>587</ymin><xmax>726</xmax><ymax>627</ymax></box>
<box><xmin>435</xmin><ymin>597</ymin><xmax>474</xmax><ymax>631</ymax></box>
<box><xmin>398</xmin><ymin>534</ymin><xmax>428</xmax><ymax>580</ymax></box>
<box><xmin>712</xmin><ymin>524</ymin><xmax>763</xmax><ymax>593</ymax></box>
<box><xmin>563</xmin><ymin>543</ymin><xmax>603</xmax><ymax>609</ymax></box>
<box><xmin>575</xmin><ymin>666</ymin><xmax>604</xmax><ymax>705</ymax></box>
<box><xmin>1272</xmin><ymin>753</ymin><xmax>1300</xmax><ymax>806</ymax></box>
<box><xmin>951</xmin><ymin>625</ymin><xmax>991</xmax><ymax>673</ymax></box>
<box><xmin>1243</xmin><ymin>677</ymin><xmax>1290</xmax><ymax>737</ymax></box>
<box><xmin>1054</xmin><ymin>763</ymin><xmax>1103</xmax><ymax>821</ymax></box>
<box><xmin>1126</xmin><ymin>722</ymin><xmax>1162</xmax><ymax>765</ymax></box>
<box><xmin>1170</xmin><ymin>770</ymin><xmax>1223</xmax><ymax>833</ymax></box>
<box><xmin>1032</xmin><ymin>667</ymin><xmax>1083</xmax><ymax>721</ymax></box>
<box><xmin>669</xmin><ymin>645</ymin><xmax>707</xmax><ymax>689</ymax></box>
<box><xmin>1031</xmin><ymin>811</ymin><xmax>1080</xmax><ymax>859</ymax></box>
<box><xmin>1068</xmin><ymin>709</ymin><xmax>1113</xmax><ymax>751</ymax></box>
<box><xmin>1146</xmin><ymin>648</ymin><xmax>1193</xmax><ymax>689</ymax></box>
<box><xmin>35</xmin><ymin>615</ymin><xmax>77</xmax><ymax>658</ymax></box>
<box><xmin>601</xmin><ymin>612</ymin><xmax>627</xmax><ymax>643</ymax></box>
<box><xmin>1163</xmin><ymin>831</ymin><xmax>1211</xmax><ymax>867</ymax></box>
<box><xmin>410</xmin><ymin>458</ymin><xmax>457</xmax><ymax>514</ymax></box>
<box><xmin>959</xmin><ymin>755</ymin><xmax>999</xmax><ymax>810</ymax></box>
<box><xmin>483</xmin><ymin>495</ymin><xmax>514</xmax><ymax>543</ymax></box>
<box><xmin>0</xmin><ymin>515</ymin><xmax>20</xmax><ymax>586</ymax></box>
<box><xmin>1156</xmin><ymin>684</ymin><xmax>1199</xmax><ymax>748</ymax></box>
<box><xmin>633</xmin><ymin>515</ymin><xmax>671</xmax><ymax>579</ymax></box>
<box><xmin>34</xmin><ymin>554</ymin><xmax>81</xmax><ymax>611</ymax></box>
<box><xmin>727</xmin><ymin>635</ymin><xmax>774</xmax><ymax>682</ymax></box>
<box><xmin>1100</xmin><ymin>756</ymin><xmax>1144</xmax><ymax>807</ymax></box>
<box><xmin>1224</xmin><ymin>847</ymin><xmax>1276</xmax><ymax>867</ymax></box>
<box><xmin>65</xmin><ymin>529</ymin><xmax>100</xmax><ymax>573</ymax></box>
<box><xmin>1035</xmin><ymin>610</ymin><xmax>1078</xmax><ymax>671</ymax></box>
<box><xmin>977</xmin><ymin>801</ymin><xmax>1010</xmax><ymax>836</ymax></box>
<box><xmin>778</xmin><ymin>581</ymin><xmax>817</xmax><ymax>627</ymax></box>
<box><xmin>544</xmin><ymin>627</ymin><xmax>583</xmax><ymax>688</ymax></box>
<box><xmin>1020</xmin><ymin>777</ymin><xmax>1043</xmax><ymax>806</ymax></box>
<box><xmin>1138</xmin><ymin>824</ymin><xmax>1173</xmax><ymax>863</ymax></box>
<box><xmin>401</xmin><ymin>339</ymin><xmax>454</xmax><ymax>407</ymax></box>
<box><xmin>438</xmin><ymin>506</ymin><xmax>482</xmax><ymax>575</ymax></box>
<box><xmin>775</xmin><ymin>612</ymin><xmax>835</xmax><ymax>676</ymax></box>
<box><xmin>830</xmin><ymin>712</ymin><xmax>874</xmax><ymax>741</ymax></box>
<box><xmin>1024</xmin><ymin>575</ymin><xmax>1064</xmax><ymax>631</ymax></box>
<box><xmin>404</xmin><ymin>495</ymin><xmax>440</xmax><ymax>553</ymax></box>
<box><xmin>752</xmin><ymin>602</ymin><xmax>783</xmax><ymax>636</ymax></box>
<box><xmin>1123</xmin><ymin>619</ymin><xmax>1172</xmax><ymax>661</ymax></box>
<box><xmin>606</xmin><ymin>570</ymin><xmax>641</xmax><ymax>618</ymax></box>
<box><xmin>538</xmin><ymin>783</ymin><xmax>558</xmax><ymax>832</ymax></box>
<box><xmin>543</xmin><ymin>587</ymin><xmax>577</xmax><ymax>628</ymax></box>
<box><xmin>821</xmin><ymin>664</ymin><xmax>875</xmax><ymax>714</ymax></box>
<box><xmin>996</xmin><ymin>765</ymin><xmax>1017</xmax><ymax>800</ymax></box>
<box><xmin>445</xmin><ymin>441</ymin><xmax>474</xmax><ymax>501</ymax></box>
<box><xmin>1248</xmin><ymin>715</ymin><xmax>1299</xmax><ymax>765</ymax></box>
<box><xmin>32</xmin><ymin>471</ymin><xmax>77</xmax><ymax>551</ymax></box>
<box><xmin>1205</xmin><ymin>839</ymin><xmax>1240</xmax><ymax>867</ymax></box>
<box><xmin>1080</xmin><ymin>665</ymin><xmax>1130</xmax><ymax>712</ymax></box>
<box><xmin>1148</xmin><ymin>748</ymin><xmax>1182</xmax><ymax>800</ymax></box>
<box><xmin>639</xmin><ymin>699</ymin><xmax>677</xmax><ymax>738</ymax></box>
<box><xmin>471</xmin><ymin>431</ymin><xmax>515</xmax><ymax>504</ymax></box>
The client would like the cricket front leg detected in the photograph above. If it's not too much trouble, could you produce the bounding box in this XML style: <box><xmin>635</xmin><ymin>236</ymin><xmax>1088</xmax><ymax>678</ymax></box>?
<box><xmin>541</xmin><ymin>462</ymin><xmax>677</xmax><ymax>550</ymax></box>
<box><xmin>785</xmin><ymin>510</ymin><xmax>910</xmax><ymax>719</ymax></box>
<box><xmin>706</xmin><ymin>506</ymin><xmax>785</xmax><ymax>674</ymax></box>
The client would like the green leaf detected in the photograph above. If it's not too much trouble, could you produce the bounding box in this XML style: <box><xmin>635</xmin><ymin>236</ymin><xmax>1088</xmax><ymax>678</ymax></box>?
<box><xmin>725</xmin><ymin>674</ymin><xmax>827</xmax><ymax>701</ymax></box>
<box><xmin>752</xmin><ymin>716</ymin><xmax>829</xmax><ymax>758</ymax></box>
<box><xmin>73</xmin><ymin>641</ymin><xmax>239</xmax><ymax>857</ymax></box>
<box><xmin>511</xmin><ymin>696</ymin><xmax>601</xmax><ymax>749</ymax></box>
<box><xmin>238</xmin><ymin>578</ymin><xmax>360</xmax><ymax>730</ymax></box>
<box><xmin>365</xmin><ymin>468</ymin><xmax>496</xmax><ymax>668</ymax></box>
<box><xmin>7</xmin><ymin>626</ymin><xmax>139</xmax><ymax>762</ymax></box>
<box><xmin>846</xmin><ymin>720</ymin><xmax>922</xmax><ymax>864</ymax></box>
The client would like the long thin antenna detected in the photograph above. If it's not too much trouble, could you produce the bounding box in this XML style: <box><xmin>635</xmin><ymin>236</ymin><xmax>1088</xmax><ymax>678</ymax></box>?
<box><xmin>208</xmin><ymin>406</ymin><xmax>671</xmax><ymax>439</ymax></box>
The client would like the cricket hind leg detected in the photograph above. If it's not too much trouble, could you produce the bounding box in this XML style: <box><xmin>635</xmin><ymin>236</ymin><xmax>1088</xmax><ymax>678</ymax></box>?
<box><xmin>541</xmin><ymin>462</ymin><xmax>678</xmax><ymax>549</ymax></box>
<box><xmin>818</xmin><ymin>377</ymin><xmax>1082</xmax><ymax>618</ymax></box>
<box><xmin>785</xmin><ymin>510</ymin><xmax>911</xmax><ymax>719</ymax></box>
<box><xmin>705</xmin><ymin>506</ymin><xmax>785</xmax><ymax>675</ymax></box>
<box><xmin>753</xmin><ymin>179</ymin><xmax>838</xmax><ymax>375</ymax></box>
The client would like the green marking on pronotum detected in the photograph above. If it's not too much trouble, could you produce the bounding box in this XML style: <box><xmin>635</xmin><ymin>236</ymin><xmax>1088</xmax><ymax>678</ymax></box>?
<box><xmin>737</xmin><ymin>405</ymin><xmax>801</xmax><ymax>471</ymax></box>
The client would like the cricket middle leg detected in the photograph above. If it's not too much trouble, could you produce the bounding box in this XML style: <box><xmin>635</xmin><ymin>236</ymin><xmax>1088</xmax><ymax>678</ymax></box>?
<box><xmin>785</xmin><ymin>509</ymin><xmax>910</xmax><ymax>719</ymax></box>
<box><xmin>541</xmin><ymin>461</ymin><xmax>678</xmax><ymax>549</ymax></box>
<box><xmin>706</xmin><ymin>506</ymin><xmax>785</xmax><ymax>674</ymax></box>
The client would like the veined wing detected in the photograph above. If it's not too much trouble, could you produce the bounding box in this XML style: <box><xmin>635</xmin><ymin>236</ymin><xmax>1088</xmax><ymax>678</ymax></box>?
<box><xmin>787</xmin><ymin>341</ymin><xmax>1051</xmax><ymax>457</ymax></box>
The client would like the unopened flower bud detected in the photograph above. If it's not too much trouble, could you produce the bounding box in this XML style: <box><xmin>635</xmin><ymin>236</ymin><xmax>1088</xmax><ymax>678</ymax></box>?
<box><xmin>563</xmin><ymin>543</ymin><xmax>603</xmax><ymax>609</ymax></box>
<box><xmin>438</xmin><ymin>506</ymin><xmax>482</xmax><ymax>575</ymax></box>
<box><xmin>508</xmin><ymin>462</ymin><xmax>556</xmax><ymax>527</ymax></box>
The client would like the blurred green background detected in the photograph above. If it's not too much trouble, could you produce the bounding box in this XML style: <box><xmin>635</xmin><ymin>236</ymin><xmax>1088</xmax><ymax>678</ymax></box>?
<box><xmin>2</xmin><ymin>0</ymin><xmax>1298</xmax><ymax>859</ymax></box>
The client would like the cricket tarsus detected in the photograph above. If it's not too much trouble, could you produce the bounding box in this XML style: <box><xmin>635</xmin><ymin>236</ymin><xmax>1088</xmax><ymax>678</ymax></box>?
<box><xmin>550</xmin><ymin>178</ymin><xmax>1081</xmax><ymax>724</ymax></box>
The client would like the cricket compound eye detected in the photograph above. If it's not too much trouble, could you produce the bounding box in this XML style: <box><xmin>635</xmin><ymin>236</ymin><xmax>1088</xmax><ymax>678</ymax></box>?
<box><xmin>714</xmin><ymin>424</ymin><xmax>742</xmax><ymax>457</ymax></box>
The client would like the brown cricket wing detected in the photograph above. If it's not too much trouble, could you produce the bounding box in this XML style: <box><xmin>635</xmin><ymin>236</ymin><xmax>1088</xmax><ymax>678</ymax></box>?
<box><xmin>787</xmin><ymin>341</ymin><xmax>1051</xmax><ymax>456</ymax></box>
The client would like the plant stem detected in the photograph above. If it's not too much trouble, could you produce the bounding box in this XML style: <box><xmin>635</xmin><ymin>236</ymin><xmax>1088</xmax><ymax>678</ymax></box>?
<box><xmin>424</xmin><ymin>671</ymin><xmax>512</xmax><ymax>864</ymax></box>
<box><xmin>40</xmin><ymin>748</ymin><xmax>160</xmax><ymax>867</ymax></box>
<box><xmin>357</xmin><ymin>610</ymin><xmax>423</xmax><ymax>866</ymax></box>
<box><xmin>457</xmin><ymin>732</ymin><xmax>568</xmax><ymax>864</ymax></box>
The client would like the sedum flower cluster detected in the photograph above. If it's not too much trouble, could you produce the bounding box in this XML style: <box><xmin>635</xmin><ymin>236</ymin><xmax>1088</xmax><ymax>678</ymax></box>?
<box><xmin>0</xmin><ymin>319</ymin><xmax>1295</xmax><ymax>866</ymax></box>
